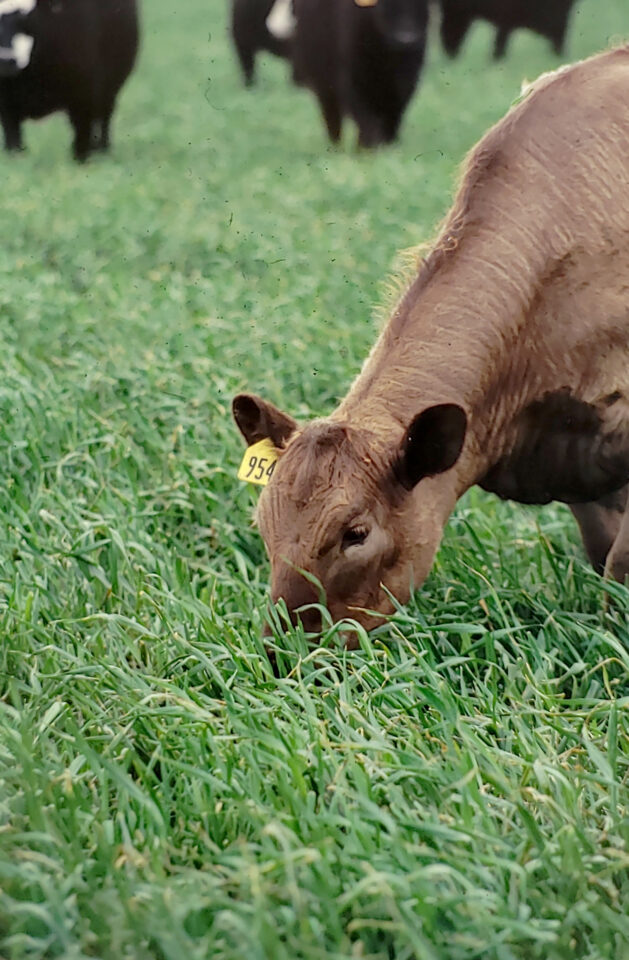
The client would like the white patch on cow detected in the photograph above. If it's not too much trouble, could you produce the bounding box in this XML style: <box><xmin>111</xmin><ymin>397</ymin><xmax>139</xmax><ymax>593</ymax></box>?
<box><xmin>266</xmin><ymin>0</ymin><xmax>296</xmax><ymax>41</ymax></box>
<box><xmin>0</xmin><ymin>0</ymin><xmax>35</xmax><ymax>71</ymax></box>
<box><xmin>0</xmin><ymin>0</ymin><xmax>36</xmax><ymax>16</ymax></box>
<box><xmin>12</xmin><ymin>31</ymin><xmax>32</xmax><ymax>67</ymax></box>
<box><xmin>0</xmin><ymin>31</ymin><xmax>33</xmax><ymax>67</ymax></box>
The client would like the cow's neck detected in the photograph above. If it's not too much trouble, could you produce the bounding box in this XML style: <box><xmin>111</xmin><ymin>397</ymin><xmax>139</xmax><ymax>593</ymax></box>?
<box><xmin>335</xmin><ymin>239</ymin><xmax>538</xmax><ymax>493</ymax></box>
<box><xmin>336</xmin><ymin>232</ymin><xmax>629</xmax><ymax>508</ymax></box>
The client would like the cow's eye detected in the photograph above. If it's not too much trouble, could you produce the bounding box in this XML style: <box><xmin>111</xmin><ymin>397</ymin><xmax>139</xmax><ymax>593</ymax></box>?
<box><xmin>341</xmin><ymin>526</ymin><xmax>369</xmax><ymax>551</ymax></box>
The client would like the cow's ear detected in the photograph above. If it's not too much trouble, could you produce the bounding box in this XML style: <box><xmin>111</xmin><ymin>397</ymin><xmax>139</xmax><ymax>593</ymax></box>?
<box><xmin>232</xmin><ymin>393</ymin><xmax>297</xmax><ymax>448</ymax></box>
<box><xmin>395</xmin><ymin>404</ymin><xmax>467</xmax><ymax>490</ymax></box>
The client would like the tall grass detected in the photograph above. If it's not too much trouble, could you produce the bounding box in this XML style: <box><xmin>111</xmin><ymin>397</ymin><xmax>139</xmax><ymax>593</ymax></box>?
<box><xmin>0</xmin><ymin>1</ymin><xmax>628</xmax><ymax>957</ymax></box>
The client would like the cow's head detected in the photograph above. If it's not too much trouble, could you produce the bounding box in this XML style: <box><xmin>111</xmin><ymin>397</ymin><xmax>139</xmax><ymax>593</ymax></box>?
<box><xmin>233</xmin><ymin>393</ymin><xmax>466</xmax><ymax>636</ymax></box>
<box><xmin>355</xmin><ymin>0</ymin><xmax>428</xmax><ymax>48</ymax></box>
<box><xmin>0</xmin><ymin>0</ymin><xmax>35</xmax><ymax>77</ymax></box>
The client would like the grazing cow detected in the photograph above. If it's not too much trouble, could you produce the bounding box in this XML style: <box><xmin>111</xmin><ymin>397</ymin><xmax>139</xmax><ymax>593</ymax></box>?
<box><xmin>438</xmin><ymin>0</ymin><xmax>579</xmax><ymax>61</ymax></box>
<box><xmin>291</xmin><ymin>0</ymin><xmax>429</xmax><ymax>147</ymax></box>
<box><xmin>234</xmin><ymin>47</ymin><xmax>629</xmax><ymax>637</ymax></box>
<box><xmin>230</xmin><ymin>0</ymin><xmax>292</xmax><ymax>87</ymax></box>
<box><xmin>0</xmin><ymin>0</ymin><xmax>139</xmax><ymax>162</ymax></box>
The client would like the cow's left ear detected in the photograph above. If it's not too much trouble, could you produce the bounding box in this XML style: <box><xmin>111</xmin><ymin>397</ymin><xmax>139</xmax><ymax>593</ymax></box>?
<box><xmin>232</xmin><ymin>393</ymin><xmax>298</xmax><ymax>448</ymax></box>
<box><xmin>394</xmin><ymin>404</ymin><xmax>467</xmax><ymax>490</ymax></box>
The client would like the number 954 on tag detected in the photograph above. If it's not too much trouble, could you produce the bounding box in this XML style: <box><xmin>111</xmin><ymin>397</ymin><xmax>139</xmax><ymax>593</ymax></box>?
<box><xmin>237</xmin><ymin>438</ymin><xmax>279</xmax><ymax>487</ymax></box>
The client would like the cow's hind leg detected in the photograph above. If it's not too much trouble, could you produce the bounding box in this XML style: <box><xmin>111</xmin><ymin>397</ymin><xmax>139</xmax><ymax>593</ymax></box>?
<box><xmin>357</xmin><ymin>118</ymin><xmax>382</xmax><ymax>149</ymax></box>
<box><xmin>381</xmin><ymin>107</ymin><xmax>404</xmax><ymax>145</ymax></box>
<box><xmin>98</xmin><ymin>112</ymin><xmax>111</xmax><ymax>152</ymax></box>
<box><xmin>236</xmin><ymin>43</ymin><xmax>256</xmax><ymax>87</ymax></box>
<box><xmin>351</xmin><ymin>98</ymin><xmax>388</xmax><ymax>148</ymax></box>
<box><xmin>0</xmin><ymin>110</ymin><xmax>23</xmax><ymax>152</ymax></box>
<box><xmin>317</xmin><ymin>92</ymin><xmax>342</xmax><ymax>144</ymax></box>
<box><xmin>548</xmin><ymin>8</ymin><xmax>571</xmax><ymax>55</ymax></box>
<box><xmin>68</xmin><ymin>107</ymin><xmax>93</xmax><ymax>162</ymax></box>
<box><xmin>570</xmin><ymin>486</ymin><xmax>628</xmax><ymax>575</ymax></box>
<box><xmin>440</xmin><ymin>10</ymin><xmax>472</xmax><ymax>57</ymax></box>
<box><xmin>93</xmin><ymin>99</ymin><xmax>115</xmax><ymax>153</ymax></box>
<box><xmin>493</xmin><ymin>27</ymin><xmax>510</xmax><ymax>60</ymax></box>
<box><xmin>231</xmin><ymin>0</ymin><xmax>257</xmax><ymax>86</ymax></box>
<box><xmin>549</xmin><ymin>25</ymin><xmax>568</xmax><ymax>56</ymax></box>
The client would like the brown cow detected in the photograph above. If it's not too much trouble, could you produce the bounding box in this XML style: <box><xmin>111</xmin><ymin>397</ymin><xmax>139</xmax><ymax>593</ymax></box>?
<box><xmin>233</xmin><ymin>46</ymin><xmax>629</xmax><ymax>635</ymax></box>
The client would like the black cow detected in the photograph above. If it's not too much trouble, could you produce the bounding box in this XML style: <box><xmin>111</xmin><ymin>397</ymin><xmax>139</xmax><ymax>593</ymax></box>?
<box><xmin>231</xmin><ymin>0</ymin><xmax>292</xmax><ymax>87</ymax></box>
<box><xmin>0</xmin><ymin>0</ymin><xmax>139</xmax><ymax>162</ymax></box>
<box><xmin>438</xmin><ymin>0</ymin><xmax>579</xmax><ymax>60</ymax></box>
<box><xmin>291</xmin><ymin>0</ymin><xmax>429</xmax><ymax>148</ymax></box>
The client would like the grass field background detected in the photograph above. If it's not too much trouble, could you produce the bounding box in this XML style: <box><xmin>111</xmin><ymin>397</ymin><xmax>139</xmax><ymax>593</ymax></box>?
<box><xmin>1</xmin><ymin>1</ymin><xmax>629</xmax><ymax>957</ymax></box>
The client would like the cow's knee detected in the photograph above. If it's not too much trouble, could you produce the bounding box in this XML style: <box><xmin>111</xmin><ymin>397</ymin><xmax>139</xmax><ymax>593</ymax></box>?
<box><xmin>604</xmin><ymin>548</ymin><xmax>629</xmax><ymax>584</ymax></box>
<box><xmin>603</xmin><ymin>495</ymin><xmax>629</xmax><ymax>584</ymax></box>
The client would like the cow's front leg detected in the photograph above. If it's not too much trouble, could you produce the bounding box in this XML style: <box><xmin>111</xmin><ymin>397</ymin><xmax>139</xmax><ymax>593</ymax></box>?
<box><xmin>493</xmin><ymin>26</ymin><xmax>511</xmax><ymax>59</ymax></box>
<box><xmin>604</xmin><ymin>492</ymin><xmax>629</xmax><ymax>583</ymax></box>
<box><xmin>440</xmin><ymin>9</ymin><xmax>472</xmax><ymax>57</ymax></box>
<box><xmin>316</xmin><ymin>91</ymin><xmax>342</xmax><ymax>144</ymax></box>
<box><xmin>0</xmin><ymin>110</ymin><xmax>23</xmax><ymax>152</ymax></box>
<box><xmin>68</xmin><ymin>107</ymin><xmax>93</xmax><ymax>162</ymax></box>
<box><xmin>570</xmin><ymin>487</ymin><xmax>628</xmax><ymax>575</ymax></box>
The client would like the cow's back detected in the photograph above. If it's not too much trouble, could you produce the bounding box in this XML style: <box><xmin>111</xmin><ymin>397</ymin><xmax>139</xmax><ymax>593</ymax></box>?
<box><xmin>461</xmin><ymin>48</ymin><xmax>629</xmax><ymax>246</ymax></box>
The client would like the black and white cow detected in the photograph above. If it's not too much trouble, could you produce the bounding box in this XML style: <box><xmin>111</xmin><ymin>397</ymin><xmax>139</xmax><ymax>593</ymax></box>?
<box><xmin>0</xmin><ymin>0</ymin><xmax>139</xmax><ymax>161</ymax></box>
<box><xmin>290</xmin><ymin>0</ymin><xmax>429</xmax><ymax>148</ymax></box>
<box><xmin>438</xmin><ymin>0</ymin><xmax>579</xmax><ymax>60</ymax></box>
<box><xmin>230</xmin><ymin>0</ymin><xmax>293</xmax><ymax>87</ymax></box>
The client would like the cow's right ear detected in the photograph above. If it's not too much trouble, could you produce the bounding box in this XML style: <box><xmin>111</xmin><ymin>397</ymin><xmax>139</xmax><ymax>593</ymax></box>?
<box><xmin>232</xmin><ymin>393</ymin><xmax>297</xmax><ymax>448</ymax></box>
<box><xmin>394</xmin><ymin>403</ymin><xmax>467</xmax><ymax>490</ymax></box>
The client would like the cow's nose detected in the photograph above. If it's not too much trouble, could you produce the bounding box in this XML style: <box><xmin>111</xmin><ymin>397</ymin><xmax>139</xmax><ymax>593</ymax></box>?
<box><xmin>263</xmin><ymin>641</ymin><xmax>279</xmax><ymax>677</ymax></box>
<box><xmin>271</xmin><ymin>569</ymin><xmax>323</xmax><ymax>634</ymax></box>
<box><xmin>291</xmin><ymin>603</ymin><xmax>321</xmax><ymax>633</ymax></box>
<box><xmin>262</xmin><ymin>604</ymin><xmax>320</xmax><ymax>679</ymax></box>
<box><xmin>263</xmin><ymin>597</ymin><xmax>321</xmax><ymax>633</ymax></box>
<box><xmin>268</xmin><ymin>598</ymin><xmax>321</xmax><ymax>634</ymax></box>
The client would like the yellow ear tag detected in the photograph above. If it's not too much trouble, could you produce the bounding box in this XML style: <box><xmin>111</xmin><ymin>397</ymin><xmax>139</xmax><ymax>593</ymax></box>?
<box><xmin>237</xmin><ymin>438</ymin><xmax>279</xmax><ymax>486</ymax></box>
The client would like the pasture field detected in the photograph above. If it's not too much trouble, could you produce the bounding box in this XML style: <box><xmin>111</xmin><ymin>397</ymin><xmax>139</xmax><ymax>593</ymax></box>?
<box><xmin>1</xmin><ymin>1</ymin><xmax>629</xmax><ymax>957</ymax></box>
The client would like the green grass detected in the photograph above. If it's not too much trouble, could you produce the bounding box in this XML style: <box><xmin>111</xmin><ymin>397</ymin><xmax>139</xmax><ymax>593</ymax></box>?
<box><xmin>1</xmin><ymin>1</ymin><xmax>628</xmax><ymax>957</ymax></box>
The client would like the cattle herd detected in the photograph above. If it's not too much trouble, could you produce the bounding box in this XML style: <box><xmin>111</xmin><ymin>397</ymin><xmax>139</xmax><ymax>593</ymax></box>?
<box><xmin>232</xmin><ymin>0</ymin><xmax>580</xmax><ymax>147</ymax></box>
<box><xmin>0</xmin><ymin>0</ymin><xmax>581</xmax><ymax>156</ymax></box>
<box><xmin>4</xmin><ymin>0</ymin><xmax>629</xmax><ymax>638</ymax></box>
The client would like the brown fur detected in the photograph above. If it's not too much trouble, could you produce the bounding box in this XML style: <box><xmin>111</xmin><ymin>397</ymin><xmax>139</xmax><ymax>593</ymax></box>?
<box><xmin>233</xmin><ymin>46</ymin><xmax>629</xmax><ymax>634</ymax></box>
